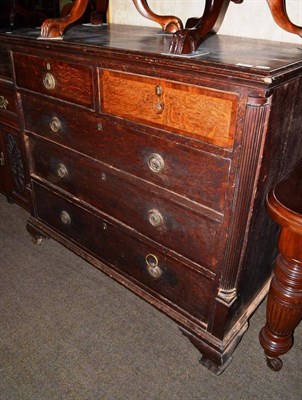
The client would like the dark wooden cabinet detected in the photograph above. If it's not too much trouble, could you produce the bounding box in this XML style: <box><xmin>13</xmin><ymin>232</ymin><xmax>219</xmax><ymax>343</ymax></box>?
<box><xmin>1</xmin><ymin>25</ymin><xmax>302</xmax><ymax>374</ymax></box>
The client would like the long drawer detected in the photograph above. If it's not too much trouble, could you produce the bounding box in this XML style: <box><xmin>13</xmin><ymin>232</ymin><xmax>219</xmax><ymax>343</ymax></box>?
<box><xmin>99</xmin><ymin>69</ymin><xmax>238</xmax><ymax>149</ymax></box>
<box><xmin>29</xmin><ymin>134</ymin><xmax>222</xmax><ymax>272</ymax></box>
<box><xmin>33</xmin><ymin>181</ymin><xmax>214</xmax><ymax>323</ymax></box>
<box><xmin>13</xmin><ymin>52</ymin><xmax>94</xmax><ymax>109</ymax></box>
<box><xmin>22</xmin><ymin>93</ymin><xmax>230</xmax><ymax>213</ymax></box>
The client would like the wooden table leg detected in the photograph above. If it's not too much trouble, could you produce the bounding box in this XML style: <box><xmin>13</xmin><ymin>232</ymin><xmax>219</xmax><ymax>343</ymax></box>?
<box><xmin>259</xmin><ymin>162</ymin><xmax>302</xmax><ymax>370</ymax></box>
<box><xmin>259</xmin><ymin>251</ymin><xmax>302</xmax><ymax>371</ymax></box>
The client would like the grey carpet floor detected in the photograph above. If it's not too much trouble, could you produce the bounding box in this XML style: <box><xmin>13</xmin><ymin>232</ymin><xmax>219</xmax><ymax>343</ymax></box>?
<box><xmin>0</xmin><ymin>194</ymin><xmax>301</xmax><ymax>400</ymax></box>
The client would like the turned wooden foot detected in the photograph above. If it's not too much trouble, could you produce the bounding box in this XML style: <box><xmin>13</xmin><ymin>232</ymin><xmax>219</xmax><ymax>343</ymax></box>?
<box><xmin>259</xmin><ymin>159</ymin><xmax>302</xmax><ymax>371</ymax></box>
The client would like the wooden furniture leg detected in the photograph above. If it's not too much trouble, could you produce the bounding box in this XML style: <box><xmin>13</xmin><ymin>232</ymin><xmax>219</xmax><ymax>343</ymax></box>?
<box><xmin>41</xmin><ymin>0</ymin><xmax>90</xmax><ymax>38</ymax></box>
<box><xmin>266</xmin><ymin>0</ymin><xmax>302</xmax><ymax>38</ymax></box>
<box><xmin>132</xmin><ymin>0</ymin><xmax>183</xmax><ymax>33</ymax></box>
<box><xmin>169</xmin><ymin>0</ymin><xmax>231</xmax><ymax>55</ymax></box>
<box><xmin>40</xmin><ymin>0</ymin><xmax>109</xmax><ymax>39</ymax></box>
<box><xmin>259</xmin><ymin>160</ymin><xmax>302</xmax><ymax>371</ymax></box>
<box><xmin>90</xmin><ymin>0</ymin><xmax>109</xmax><ymax>24</ymax></box>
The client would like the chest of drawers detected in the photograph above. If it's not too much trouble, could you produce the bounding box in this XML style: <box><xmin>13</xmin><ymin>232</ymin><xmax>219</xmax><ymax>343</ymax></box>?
<box><xmin>1</xmin><ymin>25</ymin><xmax>302</xmax><ymax>374</ymax></box>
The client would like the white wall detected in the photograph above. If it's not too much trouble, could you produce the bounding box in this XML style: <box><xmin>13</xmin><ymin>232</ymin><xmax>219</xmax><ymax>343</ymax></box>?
<box><xmin>108</xmin><ymin>0</ymin><xmax>302</xmax><ymax>43</ymax></box>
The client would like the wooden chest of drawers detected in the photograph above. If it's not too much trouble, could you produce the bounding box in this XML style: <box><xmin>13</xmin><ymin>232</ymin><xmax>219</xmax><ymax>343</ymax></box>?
<box><xmin>1</xmin><ymin>24</ymin><xmax>302</xmax><ymax>374</ymax></box>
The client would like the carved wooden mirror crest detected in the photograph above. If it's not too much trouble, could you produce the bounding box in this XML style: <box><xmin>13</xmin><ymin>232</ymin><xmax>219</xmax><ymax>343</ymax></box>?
<box><xmin>40</xmin><ymin>0</ymin><xmax>302</xmax><ymax>54</ymax></box>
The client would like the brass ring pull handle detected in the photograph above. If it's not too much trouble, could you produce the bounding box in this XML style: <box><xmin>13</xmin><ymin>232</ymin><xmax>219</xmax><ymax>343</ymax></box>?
<box><xmin>148</xmin><ymin>209</ymin><xmax>164</xmax><ymax>227</ymax></box>
<box><xmin>56</xmin><ymin>163</ymin><xmax>68</xmax><ymax>178</ymax></box>
<box><xmin>148</xmin><ymin>153</ymin><xmax>165</xmax><ymax>173</ymax></box>
<box><xmin>60</xmin><ymin>210</ymin><xmax>71</xmax><ymax>225</ymax></box>
<box><xmin>145</xmin><ymin>254</ymin><xmax>162</xmax><ymax>279</ymax></box>
<box><xmin>43</xmin><ymin>72</ymin><xmax>56</xmax><ymax>90</ymax></box>
<box><xmin>0</xmin><ymin>95</ymin><xmax>9</xmax><ymax>110</ymax></box>
<box><xmin>49</xmin><ymin>116</ymin><xmax>61</xmax><ymax>133</ymax></box>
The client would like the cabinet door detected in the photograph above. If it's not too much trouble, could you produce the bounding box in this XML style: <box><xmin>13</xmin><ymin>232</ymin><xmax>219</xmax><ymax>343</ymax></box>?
<box><xmin>1</xmin><ymin>125</ymin><xmax>29</xmax><ymax>209</ymax></box>
<box><xmin>0</xmin><ymin>127</ymin><xmax>9</xmax><ymax>195</ymax></box>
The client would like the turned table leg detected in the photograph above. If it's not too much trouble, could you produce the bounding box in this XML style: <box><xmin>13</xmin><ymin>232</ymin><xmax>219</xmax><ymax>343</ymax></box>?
<box><xmin>259</xmin><ymin>253</ymin><xmax>302</xmax><ymax>371</ymax></box>
<box><xmin>259</xmin><ymin>161</ymin><xmax>302</xmax><ymax>371</ymax></box>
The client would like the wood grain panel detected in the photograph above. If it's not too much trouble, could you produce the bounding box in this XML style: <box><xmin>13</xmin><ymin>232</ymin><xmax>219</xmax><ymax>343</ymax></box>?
<box><xmin>100</xmin><ymin>70</ymin><xmax>238</xmax><ymax>148</ymax></box>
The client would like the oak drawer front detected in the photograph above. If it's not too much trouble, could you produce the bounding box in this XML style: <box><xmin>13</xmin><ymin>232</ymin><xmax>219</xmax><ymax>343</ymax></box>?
<box><xmin>0</xmin><ymin>82</ymin><xmax>17</xmax><ymax>116</ymax></box>
<box><xmin>22</xmin><ymin>93</ymin><xmax>230</xmax><ymax>212</ymax></box>
<box><xmin>100</xmin><ymin>70</ymin><xmax>238</xmax><ymax>149</ymax></box>
<box><xmin>29</xmin><ymin>135</ymin><xmax>221</xmax><ymax>271</ymax></box>
<box><xmin>33</xmin><ymin>182</ymin><xmax>213</xmax><ymax>323</ymax></box>
<box><xmin>13</xmin><ymin>53</ymin><xmax>94</xmax><ymax>108</ymax></box>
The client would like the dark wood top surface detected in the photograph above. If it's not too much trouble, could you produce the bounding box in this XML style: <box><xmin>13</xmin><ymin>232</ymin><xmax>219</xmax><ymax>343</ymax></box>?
<box><xmin>1</xmin><ymin>24</ymin><xmax>302</xmax><ymax>77</ymax></box>
<box><xmin>274</xmin><ymin>160</ymin><xmax>302</xmax><ymax>216</ymax></box>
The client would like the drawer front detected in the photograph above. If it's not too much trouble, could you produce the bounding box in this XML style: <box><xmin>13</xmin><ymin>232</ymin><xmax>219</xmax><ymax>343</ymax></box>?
<box><xmin>0</xmin><ymin>82</ymin><xmax>17</xmax><ymax>116</ymax></box>
<box><xmin>100</xmin><ymin>70</ymin><xmax>238</xmax><ymax>149</ymax></box>
<box><xmin>22</xmin><ymin>93</ymin><xmax>230</xmax><ymax>212</ymax></box>
<box><xmin>33</xmin><ymin>182</ymin><xmax>214</xmax><ymax>323</ymax></box>
<box><xmin>13</xmin><ymin>52</ymin><xmax>94</xmax><ymax>108</ymax></box>
<box><xmin>0</xmin><ymin>47</ymin><xmax>12</xmax><ymax>80</ymax></box>
<box><xmin>29</xmin><ymin>135</ymin><xmax>221</xmax><ymax>271</ymax></box>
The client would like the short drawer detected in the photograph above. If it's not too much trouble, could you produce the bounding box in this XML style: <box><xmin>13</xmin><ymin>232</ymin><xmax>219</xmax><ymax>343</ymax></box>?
<box><xmin>29</xmin><ymin>135</ymin><xmax>222</xmax><ymax>272</ymax></box>
<box><xmin>0</xmin><ymin>82</ymin><xmax>17</xmax><ymax>116</ymax></box>
<box><xmin>13</xmin><ymin>52</ymin><xmax>94</xmax><ymax>108</ymax></box>
<box><xmin>99</xmin><ymin>69</ymin><xmax>238</xmax><ymax>149</ymax></box>
<box><xmin>33</xmin><ymin>181</ymin><xmax>214</xmax><ymax>323</ymax></box>
<box><xmin>23</xmin><ymin>93</ymin><xmax>230</xmax><ymax>212</ymax></box>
